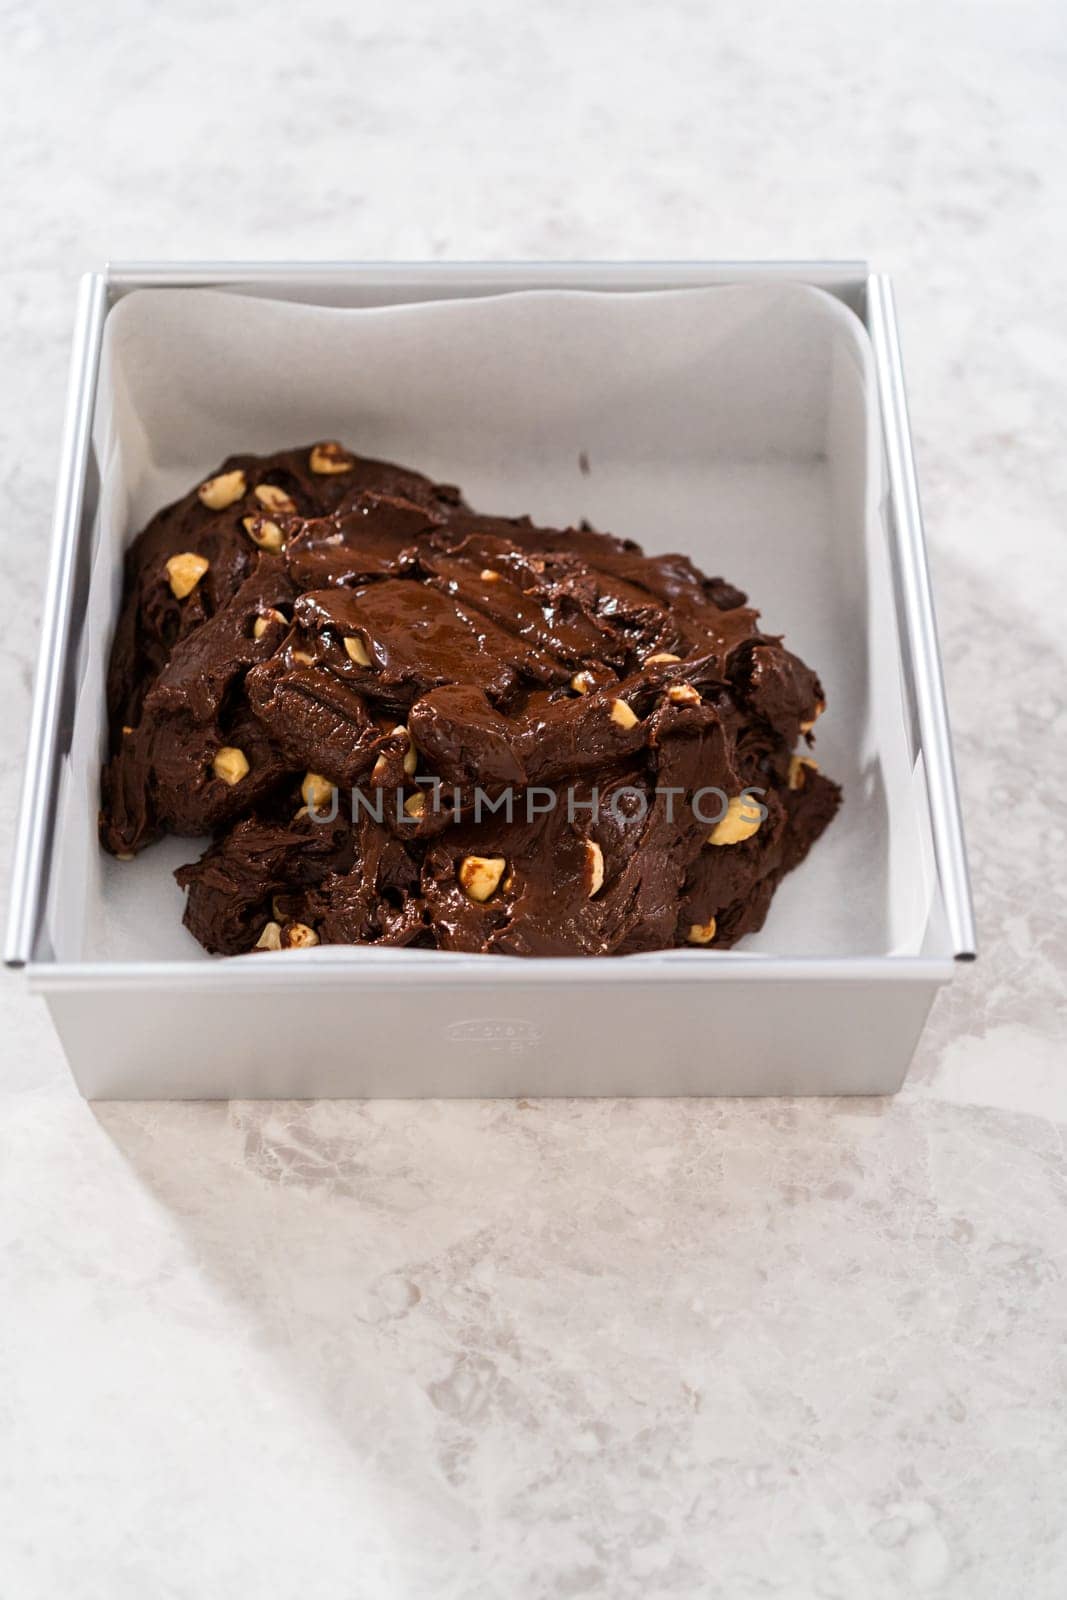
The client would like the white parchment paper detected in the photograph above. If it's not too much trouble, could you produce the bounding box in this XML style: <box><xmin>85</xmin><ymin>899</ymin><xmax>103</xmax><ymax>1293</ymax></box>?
<box><xmin>49</xmin><ymin>283</ymin><xmax>933</xmax><ymax>961</ymax></box>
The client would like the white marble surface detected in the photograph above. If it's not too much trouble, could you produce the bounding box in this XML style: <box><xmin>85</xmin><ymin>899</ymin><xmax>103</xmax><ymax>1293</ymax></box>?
<box><xmin>1</xmin><ymin>1</ymin><xmax>1066</xmax><ymax>1595</ymax></box>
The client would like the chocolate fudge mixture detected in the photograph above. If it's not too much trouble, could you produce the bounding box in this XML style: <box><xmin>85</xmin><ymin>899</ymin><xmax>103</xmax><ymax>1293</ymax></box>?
<box><xmin>100</xmin><ymin>442</ymin><xmax>840</xmax><ymax>956</ymax></box>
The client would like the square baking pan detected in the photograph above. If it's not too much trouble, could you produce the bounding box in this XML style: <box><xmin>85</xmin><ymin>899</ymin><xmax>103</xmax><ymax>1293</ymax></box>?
<box><xmin>5</xmin><ymin>261</ymin><xmax>975</xmax><ymax>1099</ymax></box>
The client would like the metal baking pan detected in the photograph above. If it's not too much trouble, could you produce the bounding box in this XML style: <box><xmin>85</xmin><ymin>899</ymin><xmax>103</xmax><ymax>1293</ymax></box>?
<box><xmin>5</xmin><ymin>261</ymin><xmax>975</xmax><ymax>1098</ymax></box>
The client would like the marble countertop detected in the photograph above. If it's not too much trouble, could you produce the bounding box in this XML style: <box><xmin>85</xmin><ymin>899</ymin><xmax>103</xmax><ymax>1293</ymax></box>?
<box><xmin>1</xmin><ymin>1</ymin><xmax>1065</xmax><ymax>1595</ymax></box>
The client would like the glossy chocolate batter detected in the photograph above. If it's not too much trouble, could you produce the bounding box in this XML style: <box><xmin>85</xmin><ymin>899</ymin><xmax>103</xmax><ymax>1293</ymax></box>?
<box><xmin>100</xmin><ymin>442</ymin><xmax>840</xmax><ymax>956</ymax></box>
